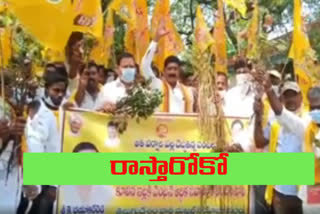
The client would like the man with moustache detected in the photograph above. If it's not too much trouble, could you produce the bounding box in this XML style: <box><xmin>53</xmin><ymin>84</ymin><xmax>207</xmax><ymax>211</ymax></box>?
<box><xmin>141</xmin><ymin>21</ymin><xmax>194</xmax><ymax>114</ymax></box>
<box><xmin>71</xmin><ymin>62</ymin><xmax>101</xmax><ymax>110</ymax></box>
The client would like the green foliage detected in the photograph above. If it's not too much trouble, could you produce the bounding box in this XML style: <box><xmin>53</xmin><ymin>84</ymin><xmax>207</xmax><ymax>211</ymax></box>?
<box><xmin>115</xmin><ymin>80</ymin><xmax>163</xmax><ymax>121</ymax></box>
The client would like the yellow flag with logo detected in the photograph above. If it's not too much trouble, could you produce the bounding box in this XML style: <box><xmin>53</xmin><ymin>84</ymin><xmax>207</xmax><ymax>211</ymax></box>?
<box><xmin>0</xmin><ymin>27</ymin><xmax>12</xmax><ymax>67</ymax></box>
<box><xmin>289</xmin><ymin>0</ymin><xmax>315</xmax><ymax>108</ymax></box>
<box><xmin>194</xmin><ymin>5</ymin><xmax>214</xmax><ymax>53</ymax></box>
<box><xmin>8</xmin><ymin>0</ymin><xmax>103</xmax><ymax>52</ymax></box>
<box><xmin>214</xmin><ymin>0</ymin><xmax>228</xmax><ymax>73</ymax></box>
<box><xmin>247</xmin><ymin>0</ymin><xmax>259</xmax><ymax>59</ymax></box>
<box><xmin>225</xmin><ymin>0</ymin><xmax>247</xmax><ymax>17</ymax></box>
<box><xmin>72</xmin><ymin>0</ymin><xmax>103</xmax><ymax>38</ymax></box>
<box><xmin>151</xmin><ymin>0</ymin><xmax>184</xmax><ymax>72</ymax></box>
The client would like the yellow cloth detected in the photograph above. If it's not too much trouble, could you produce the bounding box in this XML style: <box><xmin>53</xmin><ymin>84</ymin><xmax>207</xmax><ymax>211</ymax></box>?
<box><xmin>72</xmin><ymin>0</ymin><xmax>103</xmax><ymax>38</ymax></box>
<box><xmin>110</xmin><ymin>0</ymin><xmax>149</xmax><ymax>64</ymax></box>
<box><xmin>8</xmin><ymin>0</ymin><xmax>102</xmax><ymax>52</ymax></box>
<box><xmin>151</xmin><ymin>0</ymin><xmax>184</xmax><ymax>72</ymax></box>
<box><xmin>213</xmin><ymin>0</ymin><xmax>228</xmax><ymax>73</ymax></box>
<box><xmin>194</xmin><ymin>5</ymin><xmax>214</xmax><ymax>53</ymax></box>
<box><xmin>7</xmin><ymin>0</ymin><xmax>74</xmax><ymax>51</ymax></box>
<box><xmin>225</xmin><ymin>0</ymin><xmax>247</xmax><ymax>17</ymax></box>
<box><xmin>90</xmin><ymin>10</ymin><xmax>115</xmax><ymax>66</ymax></box>
<box><xmin>160</xmin><ymin>81</ymin><xmax>193</xmax><ymax>113</ymax></box>
<box><xmin>305</xmin><ymin>122</ymin><xmax>320</xmax><ymax>184</ymax></box>
<box><xmin>288</xmin><ymin>0</ymin><xmax>315</xmax><ymax>109</ymax></box>
<box><xmin>262</xmin><ymin>97</ymin><xmax>271</xmax><ymax>129</ymax></box>
<box><xmin>265</xmin><ymin>121</ymin><xmax>281</xmax><ymax>205</ymax></box>
<box><xmin>246</xmin><ymin>0</ymin><xmax>259</xmax><ymax>59</ymax></box>
<box><xmin>0</xmin><ymin>27</ymin><xmax>12</xmax><ymax>67</ymax></box>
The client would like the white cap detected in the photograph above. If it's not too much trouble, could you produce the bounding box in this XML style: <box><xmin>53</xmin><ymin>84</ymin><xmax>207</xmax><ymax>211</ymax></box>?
<box><xmin>280</xmin><ymin>81</ymin><xmax>301</xmax><ymax>95</ymax></box>
<box><xmin>268</xmin><ymin>70</ymin><xmax>281</xmax><ymax>80</ymax></box>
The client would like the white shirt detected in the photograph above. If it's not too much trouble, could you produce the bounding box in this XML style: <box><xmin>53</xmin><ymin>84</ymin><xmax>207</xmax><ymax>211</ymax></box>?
<box><xmin>264</xmin><ymin>108</ymin><xmax>307</xmax><ymax>196</ymax></box>
<box><xmin>26</xmin><ymin>100</ymin><xmax>61</xmax><ymax>153</ymax></box>
<box><xmin>59</xmin><ymin>185</ymin><xmax>114</xmax><ymax>213</ymax></box>
<box><xmin>224</xmin><ymin>84</ymin><xmax>255</xmax><ymax>118</ymax></box>
<box><xmin>104</xmin><ymin>138</ymin><xmax>120</xmax><ymax>148</ymax></box>
<box><xmin>94</xmin><ymin>79</ymin><xmax>127</xmax><ymax>110</ymax></box>
<box><xmin>141</xmin><ymin>41</ymin><xmax>194</xmax><ymax>114</ymax></box>
<box><xmin>76</xmin><ymin>90</ymin><xmax>99</xmax><ymax>110</ymax></box>
<box><xmin>0</xmin><ymin>140</ymin><xmax>22</xmax><ymax>214</ymax></box>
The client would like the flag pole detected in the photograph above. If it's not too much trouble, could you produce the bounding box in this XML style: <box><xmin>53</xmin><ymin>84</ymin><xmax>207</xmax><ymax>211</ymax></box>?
<box><xmin>0</xmin><ymin>30</ymin><xmax>5</xmax><ymax>119</ymax></box>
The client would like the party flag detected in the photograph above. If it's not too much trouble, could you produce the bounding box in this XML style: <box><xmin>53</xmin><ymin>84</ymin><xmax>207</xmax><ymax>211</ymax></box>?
<box><xmin>72</xmin><ymin>0</ymin><xmax>103</xmax><ymax>38</ymax></box>
<box><xmin>247</xmin><ymin>0</ymin><xmax>259</xmax><ymax>59</ymax></box>
<box><xmin>7</xmin><ymin>0</ymin><xmax>74</xmax><ymax>52</ymax></box>
<box><xmin>194</xmin><ymin>5</ymin><xmax>214</xmax><ymax>53</ymax></box>
<box><xmin>151</xmin><ymin>0</ymin><xmax>184</xmax><ymax>72</ymax></box>
<box><xmin>213</xmin><ymin>0</ymin><xmax>228</xmax><ymax>73</ymax></box>
<box><xmin>90</xmin><ymin>10</ymin><xmax>115</xmax><ymax>67</ymax></box>
<box><xmin>225</xmin><ymin>0</ymin><xmax>247</xmax><ymax>17</ymax></box>
<box><xmin>0</xmin><ymin>27</ymin><xmax>12</xmax><ymax>67</ymax></box>
<box><xmin>289</xmin><ymin>0</ymin><xmax>315</xmax><ymax>107</ymax></box>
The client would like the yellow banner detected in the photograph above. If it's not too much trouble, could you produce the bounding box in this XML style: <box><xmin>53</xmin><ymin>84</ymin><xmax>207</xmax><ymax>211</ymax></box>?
<box><xmin>57</xmin><ymin>110</ymin><xmax>250</xmax><ymax>214</ymax></box>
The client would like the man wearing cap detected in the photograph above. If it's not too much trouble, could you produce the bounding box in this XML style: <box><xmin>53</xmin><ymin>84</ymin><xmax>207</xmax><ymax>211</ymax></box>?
<box><xmin>254</xmin><ymin>77</ymin><xmax>306</xmax><ymax>214</ymax></box>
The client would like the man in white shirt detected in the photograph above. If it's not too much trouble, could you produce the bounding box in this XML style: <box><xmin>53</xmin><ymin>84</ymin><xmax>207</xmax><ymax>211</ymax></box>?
<box><xmin>23</xmin><ymin>71</ymin><xmax>69</xmax><ymax>214</ymax></box>
<box><xmin>95</xmin><ymin>53</ymin><xmax>137</xmax><ymax>113</ymax></box>
<box><xmin>141</xmin><ymin>22</ymin><xmax>194</xmax><ymax>114</ymax></box>
<box><xmin>254</xmin><ymin>78</ymin><xmax>306</xmax><ymax>214</ymax></box>
<box><xmin>72</xmin><ymin>62</ymin><xmax>101</xmax><ymax>110</ymax></box>
<box><xmin>224</xmin><ymin>58</ymin><xmax>255</xmax><ymax>118</ymax></box>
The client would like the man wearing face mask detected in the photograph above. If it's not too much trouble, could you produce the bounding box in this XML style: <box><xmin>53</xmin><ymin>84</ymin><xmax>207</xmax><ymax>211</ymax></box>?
<box><xmin>94</xmin><ymin>53</ymin><xmax>137</xmax><ymax>112</ymax></box>
<box><xmin>141</xmin><ymin>20</ymin><xmax>194</xmax><ymax>114</ymax></box>
<box><xmin>224</xmin><ymin>58</ymin><xmax>255</xmax><ymax>117</ymax></box>
<box><xmin>23</xmin><ymin>71</ymin><xmax>68</xmax><ymax>214</ymax></box>
<box><xmin>70</xmin><ymin>62</ymin><xmax>101</xmax><ymax>110</ymax></box>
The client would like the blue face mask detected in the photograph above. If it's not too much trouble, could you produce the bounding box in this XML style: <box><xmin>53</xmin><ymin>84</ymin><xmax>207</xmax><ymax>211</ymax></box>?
<box><xmin>121</xmin><ymin>68</ymin><xmax>136</xmax><ymax>83</ymax></box>
<box><xmin>310</xmin><ymin>110</ymin><xmax>320</xmax><ymax>124</ymax></box>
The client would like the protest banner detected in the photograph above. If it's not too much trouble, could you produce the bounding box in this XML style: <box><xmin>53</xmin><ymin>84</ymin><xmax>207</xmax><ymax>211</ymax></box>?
<box><xmin>57</xmin><ymin>109</ymin><xmax>251</xmax><ymax>214</ymax></box>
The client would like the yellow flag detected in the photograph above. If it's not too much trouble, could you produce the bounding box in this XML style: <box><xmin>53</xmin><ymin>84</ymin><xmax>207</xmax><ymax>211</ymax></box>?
<box><xmin>225</xmin><ymin>0</ymin><xmax>247</xmax><ymax>17</ymax></box>
<box><xmin>0</xmin><ymin>1</ymin><xmax>7</xmax><ymax>12</ymax></box>
<box><xmin>214</xmin><ymin>0</ymin><xmax>228</xmax><ymax>73</ymax></box>
<box><xmin>110</xmin><ymin>0</ymin><xmax>149</xmax><ymax>64</ymax></box>
<box><xmin>247</xmin><ymin>0</ymin><xmax>259</xmax><ymax>59</ymax></box>
<box><xmin>72</xmin><ymin>0</ymin><xmax>103</xmax><ymax>38</ymax></box>
<box><xmin>289</xmin><ymin>0</ymin><xmax>315</xmax><ymax>107</ymax></box>
<box><xmin>8</xmin><ymin>0</ymin><xmax>103</xmax><ymax>52</ymax></box>
<box><xmin>131</xmin><ymin>0</ymin><xmax>150</xmax><ymax>64</ymax></box>
<box><xmin>90</xmin><ymin>10</ymin><xmax>115</xmax><ymax>67</ymax></box>
<box><xmin>7</xmin><ymin>0</ymin><xmax>74</xmax><ymax>52</ymax></box>
<box><xmin>194</xmin><ymin>5</ymin><xmax>214</xmax><ymax>53</ymax></box>
<box><xmin>151</xmin><ymin>0</ymin><xmax>184</xmax><ymax>72</ymax></box>
<box><xmin>0</xmin><ymin>27</ymin><xmax>12</xmax><ymax>67</ymax></box>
